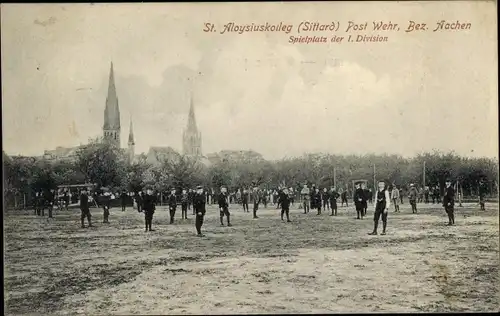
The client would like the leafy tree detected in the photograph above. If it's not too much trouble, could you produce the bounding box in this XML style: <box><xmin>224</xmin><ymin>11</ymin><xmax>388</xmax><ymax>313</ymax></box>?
<box><xmin>157</xmin><ymin>153</ymin><xmax>204</xmax><ymax>190</ymax></box>
<box><xmin>76</xmin><ymin>137</ymin><xmax>127</xmax><ymax>189</ymax></box>
<box><xmin>126</xmin><ymin>156</ymin><xmax>151</xmax><ymax>193</ymax></box>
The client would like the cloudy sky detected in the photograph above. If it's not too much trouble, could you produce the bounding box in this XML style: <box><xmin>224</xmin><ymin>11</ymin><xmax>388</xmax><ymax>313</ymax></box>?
<box><xmin>2</xmin><ymin>2</ymin><xmax>497</xmax><ymax>160</ymax></box>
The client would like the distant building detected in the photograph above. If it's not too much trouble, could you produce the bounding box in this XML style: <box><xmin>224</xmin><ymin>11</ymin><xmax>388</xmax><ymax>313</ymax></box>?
<box><xmin>182</xmin><ymin>96</ymin><xmax>202</xmax><ymax>157</ymax></box>
<box><xmin>146</xmin><ymin>146</ymin><xmax>179</xmax><ymax>166</ymax></box>
<box><xmin>206</xmin><ymin>150</ymin><xmax>265</xmax><ymax>164</ymax></box>
<box><xmin>43</xmin><ymin>146</ymin><xmax>84</xmax><ymax>163</ymax></box>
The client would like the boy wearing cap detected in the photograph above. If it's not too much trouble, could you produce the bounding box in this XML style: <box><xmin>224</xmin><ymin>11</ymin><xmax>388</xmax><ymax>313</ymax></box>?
<box><xmin>168</xmin><ymin>189</ymin><xmax>177</xmax><ymax>224</ymax></box>
<box><xmin>329</xmin><ymin>187</ymin><xmax>339</xmax><ymax>216</ymax></box>
<box><xmin>309</xmin><ymin>184</ymin><xmax>317</xmax><ymax>211</ymax></box>
<box><xmin>479</xmin><ymin>179</ymin><xmax>487</xmax><ymax>211</ymax></box>
<box><xmin>241</xmin><ymin>188</ymin><xmax>250</xmax><ymax>212</ymax></box>
<box><xmin>341</xmin><ymin>189</ymin><xmax>348</xmax><ymax>207</ymax></box>
<box><xmin>353</xmin><ymin>182</ymin><xmax>366</xmax><ymax>219</ymax></box>
<box><xmin>194</xmin><ymin>186</ymin><xmax>207</xmax><ymax>236</ymax></box>
<box><xmin>181</xmin><ymin>189</ymin><xmax>189</xmax><ymax>219</ymax></box>
<box><xmin>252</xmin><ymin>187</ymin><xmax>260</xmax><ymax>219</ymax></box>
<box><xmin>313</xmin><ymin>187</ymin><xmax>322</xmax><ymax>215</ymax></box>
<box><xmin>100</xmin><ymin>191</ymin><xmax>111</xmax><ymax>224</ymax></box>
<box><xmin>218</xmin><ymin>186</ymin><xmax>232</xmax><ymax>226</ymax></box>
<box><xmin>322</xmin><ymin>188</ymin><xmax>330</xmax><ymax>212</ymax></box>
<box><xmin>135</xmin><ymin>191</ymin><xmax>143</xmax><ymax>213</ymax></box>
<box><xmin>369</xmin><ymin>181</ymin><xmax>391</xmax><ymax>235</ymax></box>
<box><xmin>391</xmin><ymin>185</ymin><xmax>400</xmax><ymax>212</ymax></box>
<box><xmin>300</xmin><ymin>184</ymin><xmax>310</xmax><ymax>214</ymax></box>
<box><xmin>79</xmin><ymin>189</ymin><xmax>92</xmax><ymax>228</ymax></box>
<box><xmin>408</xmin><ymin>184</ymin><xmax>418</xmax><ymax>214</ymax></box>
<box><xmin>443</xmin><ymin>180</ymin><xmax>455</xmax><ymax>225</ymax></box>
<box><xmin>279</xmin><ymin>188</ymin><xmax>292</xmax><ymax>222</ymax></box>
<box><xmin>143</xmin><ymin>188</ymin><xmax>156</xmax><ymax>231</ymax></box>
<box><xmin>120</xmin><ymin>190</ymin><xmax>128</xmax><ymax>212</ymax></box>
<box><xmin>361</xmin><ymin>183</ymin><xmax>369</xmax><ymax>217</ymax></box>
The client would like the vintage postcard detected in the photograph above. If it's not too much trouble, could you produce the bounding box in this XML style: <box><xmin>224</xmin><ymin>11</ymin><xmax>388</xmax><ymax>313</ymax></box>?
<box><xmin>2</xmin><ymin>1</ymin><xmax>498</xmax><ymax>314</ymax></box>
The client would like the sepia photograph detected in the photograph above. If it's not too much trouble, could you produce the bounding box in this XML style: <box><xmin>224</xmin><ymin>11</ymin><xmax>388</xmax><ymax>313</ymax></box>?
<box><xmin>2</xmin><ymin>1</ymin><xmax>498</xmax><ymax>314</ymax></box>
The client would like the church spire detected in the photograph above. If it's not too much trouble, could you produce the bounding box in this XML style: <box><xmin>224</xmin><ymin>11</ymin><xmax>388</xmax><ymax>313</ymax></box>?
<box><xmin>127</xmin><ymin>117</ymin><xmax>135</xmax><ymax>164</ymax></box>
<box><xmin>183</xmin><ymin>94</ymin><xmax>202</xmax><ymax>156</ymax></box>
<box><xmin>128</xmin><ymin>118</ymin><xmax>134</xmax><ymax>144</ymax></box>
<box><xmin>103</xmin><ymin>61</ymin><xmax>121</xmax><ymax>146</ymax></box>
<box><xmin>187</xmin><ymin>95</ymin><xmax>198</xmax><ymax>133</ymax></box>
<box><xmin>103</xmin><ymin>61</ymin><xmax>120</xmax><ymax>130</ymax></box>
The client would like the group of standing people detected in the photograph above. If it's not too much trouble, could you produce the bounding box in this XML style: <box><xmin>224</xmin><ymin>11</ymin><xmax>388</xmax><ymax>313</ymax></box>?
<box><xmin>69</xmin><ymin>177</ymin><xmax>485</xmax><ymax>236</ymax></box>
<box><xmin>33</xmin><ymin>190</ymin><xmax>56</xmax><ymax>219</ymax></box>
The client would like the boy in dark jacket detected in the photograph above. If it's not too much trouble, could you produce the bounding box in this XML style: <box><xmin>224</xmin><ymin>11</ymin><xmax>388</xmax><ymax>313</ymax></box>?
<box><xmin>218</xmin><ymin>186</ymin><xmax>231</xmax><ymax>226</ymax></box>
<box><xmin>194</xmin><ymin>186</ymin><xmax>206</xmax><ymax>237</ymax></box>
<box><xmin>279</xmin><ymin>188</ymin><xmax>292</xmax><ymax>222</ymax></box>
<box><xmin>443</xmin><ymin>180</ymin><xmax>455</xmax><ymax>226</ymax></box>
<box><xmin>329</xmin><ymin>187</ymin><xmax>340</xmax><ymax>216</ymax></box>
<box><xmin>80</xmin><ymin>189</ymin><xmax>92</xmax><ymax>228</ymax></box>
<box><xmin>181</xmin><ymin>189</ymin><xmax>189</xmax><ymax>219</ymax></box>
<box><xmin>168</xmin><ymin>189</ymin><xmax>177</xmax><ymax>224</ymax></box>
<box><xmin>143</xmin><ymin>189</ymin><xmax>157</xmax><ymax>231</ymax></box>
<box><xmin>353</xmin><ymin>182</ymin><xmax>366</xmax><ymax>219</ymax></box>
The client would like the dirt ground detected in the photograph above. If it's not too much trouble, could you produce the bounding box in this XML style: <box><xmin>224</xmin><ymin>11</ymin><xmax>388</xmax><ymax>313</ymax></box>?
<box><xmin>3</xmin><ymin>201</ymin><xmax>499</xmax><ymax>314</ymax></box>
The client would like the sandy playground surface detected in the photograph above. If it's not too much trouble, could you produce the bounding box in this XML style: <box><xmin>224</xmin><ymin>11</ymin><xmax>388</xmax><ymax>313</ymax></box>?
<box><xmin>3</xmin><ymin>202</ymin><xmax>499</xmax><ymax>314</ymax></box>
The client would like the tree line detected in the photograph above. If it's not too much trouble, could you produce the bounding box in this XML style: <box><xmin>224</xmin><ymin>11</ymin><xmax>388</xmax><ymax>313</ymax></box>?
<box><xmin>3</xmin><ymin>138</ymin><xmax>498</xmax><ymax>208</ymax></box>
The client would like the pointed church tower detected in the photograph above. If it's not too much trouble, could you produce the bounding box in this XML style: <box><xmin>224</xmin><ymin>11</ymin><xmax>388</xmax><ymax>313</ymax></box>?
<box><xmin>183</xmin><ymin>95</ymin><xmax>202</xmax><ymax>156</ymax></box>
<box><xmin>128</xmin><ymin>118</ymin><xmax>135</xmax><ymax>163</ymax></box>
<box><xmin>103</xmin><ymin>62</ymin><xmax>121</xmax><ymax>147</ymax></box>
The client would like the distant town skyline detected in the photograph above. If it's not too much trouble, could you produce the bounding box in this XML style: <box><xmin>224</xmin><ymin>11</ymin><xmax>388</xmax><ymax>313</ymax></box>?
<box><xmin>2</xmin><ymin>3</ymin><xmax>498</xmax><ymax>160</ymax></box>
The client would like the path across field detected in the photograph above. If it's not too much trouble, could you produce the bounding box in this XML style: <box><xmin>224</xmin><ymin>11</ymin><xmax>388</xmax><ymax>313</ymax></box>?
<box><xmin>4</xmin><ymin>203</ymin><xmax>499</xmax><ymax>314</ymax></box>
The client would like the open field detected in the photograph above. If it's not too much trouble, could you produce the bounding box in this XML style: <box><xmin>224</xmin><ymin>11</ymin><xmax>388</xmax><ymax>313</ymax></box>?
<box><xmin>4</xmin><ymin>202</ymin><xmax>499</xmax><ymax>314</ymax></box>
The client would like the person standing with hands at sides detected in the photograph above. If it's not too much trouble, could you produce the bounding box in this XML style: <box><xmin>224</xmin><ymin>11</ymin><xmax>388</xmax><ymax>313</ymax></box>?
<box><xmin>135</xmin><ymin>191</ymin><xmax>143</xmax><ymax>213</ymax></box>
<box><xmin>188</xmin><ymin>189</ymin><xmax>195</xmax><ymax>215</ymax></box>
<box><xmin>361</xmin><ymin>183</ymin><xmax>369</xmax><ymax>217</ymax></box>
<box><xmin>120</xmin><ymin>190</ymin><xmax>128</xmax><ymax>212</ymax></box>
<box><xmin>300</xmin><ymin>184</ymin><xmax>310</xmax><ymax>214</ymax></box>
<box><xmin>34</xmin><ymin>191</ymin><xmax>42</xmax><ymax>216</ymax></box>
<box><xmin>218</xmin><ymin>186</ymin><xmax>232</xmax><ymax>226</ymax></box>
<box><xmin>313</xmin><ymin>187</ymin><xmax>322</xmax><ymax>215</ymax></box>
<box><xmin>369</xmin><ymin>181</ymin><xmax>391</xmax><ymax>236</ymax></box>
<box><xmin>252</xmin><ymin>187</ymin><xmax>260</xmax><ymax>219</ymax></box>
<box><xmin>241</xmin><ymin>188</ymin><xmax>250</xmax><ymax>213</ymax></box>
<box><xmin>80</xmin><ymin>189</ymin><xmax>92</xmax><ymax>228</ymax></box>
<box><xmin>408</xmin><ymin>184</ymin><xmax>418</xmax><ymax>214</ymax></box>
<box><xmin>443</xmin><ymin>179</ymin><xmax>455</xmax><ymax>226</ymax></box>
<box><xmin>353</xmin><ymin>182</ymin><xmax>366</xmax><ymax>219</ymax></box>
<box><xmin>168</xmin><ymin>188</ymin><xmax>177</xmax><ymax>224</ymax></box>
<box><xmin>101</xmin><ymin>191</ymin><xmax>112</xmax><ymax>223</ymax></box>
<box><xmin>288</xmin><ymin>187</ymin><xmax>295</xmax><ymax>208</ymax></box>
<box><xmin>341</xmin><ymin>189</ymin><xmax>349</xmax><ymax>207</ymax></box>
<box><xmin>194</xmin><ymin>186</ymin><xmax>207</xmax><ymax>237</ymax></box>
<box><xmin>143</xmin><ymin>188</ymin><xmax>156</xmax><ymax>232</ymax></box>
<box><xmin>63</xmin><ymin>190</ymin><xmax>70</xmax><ymax>211</ymax></box>
<box><xmin>46</xmin><ymin>189</ymin><xmax>56</xmax><ymax>220</ymax></box>
<box><xmin>478</xmin><ymin>179</ymin><xmax>487</xmax><ymax>211</ymax></box>
<box><xmin>362</xmin><ymin>185</ymin><xmax>370</xmax><ymax>215</ymax></box>
<box><xmin>329</xmin><ymin>186</ymin><xmax>339</xmax><ymax>216</ymax></box>
<box><xmin>181</xmin><ymin>189</ymin><xmax>189</xmax><ymax>219</ymax></box>
<box><xmin>309</xmin><ymin>185</ymin><xmax>317</xmax><ymax>211</ymax></box>
<box><xmin>391</xmin><ymin>184</ymin><xmax>400</xmax><ymax>212</ymax></box>
<box><xmin>322</xmin><ymin>188</ymin><xmax>330</xmax><ymax>212</ymax></box>
<box><xmin>279</xmin><ymin>187</ymin><xmax>292</xmax><ymax>222</ymax></box>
